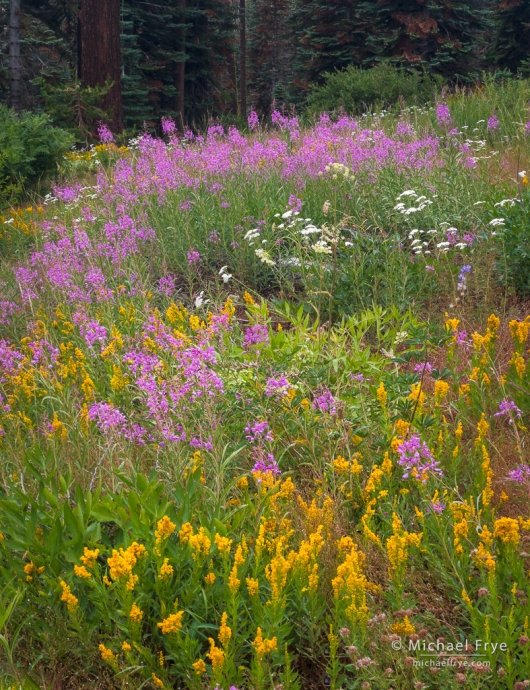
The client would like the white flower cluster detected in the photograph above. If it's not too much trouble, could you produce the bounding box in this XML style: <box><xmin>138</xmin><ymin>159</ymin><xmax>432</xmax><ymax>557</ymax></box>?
<box><xmin>394</xmin><ymin>190</ymin><xmax>434</xmax><ymax>215</ymax></box>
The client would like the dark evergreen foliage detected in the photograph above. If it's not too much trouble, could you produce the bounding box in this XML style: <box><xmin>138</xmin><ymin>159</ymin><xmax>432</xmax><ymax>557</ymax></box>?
<box><xmin>0</xmin><ymin>0</ymin><xmax>525</xmax><ymax>130</ymax></box>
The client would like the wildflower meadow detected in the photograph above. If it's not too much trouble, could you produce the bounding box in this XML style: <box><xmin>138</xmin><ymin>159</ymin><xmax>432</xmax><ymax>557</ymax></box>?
<box><xmin>3</xmin><ymin>82</ymin><xmax>530</xmax><ymax>690</ymax></box>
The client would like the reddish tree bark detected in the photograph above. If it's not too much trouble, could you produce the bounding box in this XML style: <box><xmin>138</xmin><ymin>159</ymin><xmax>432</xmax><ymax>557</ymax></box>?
<box><xmin>79</xmin><ymin>0</ymin><xmax>123</xmax><ymax>133</ymax></box>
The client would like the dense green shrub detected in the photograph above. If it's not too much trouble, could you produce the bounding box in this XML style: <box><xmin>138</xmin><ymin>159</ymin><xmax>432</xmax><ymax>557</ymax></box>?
<box><xmin>0</xmin><ymin>105</ymin><xmax>72</xmax><ymax>207</ymax></box>
<box><xmin>306</xmin><ymin>63</ymin><xmax>441</xmax><ymax>115</ymax></box>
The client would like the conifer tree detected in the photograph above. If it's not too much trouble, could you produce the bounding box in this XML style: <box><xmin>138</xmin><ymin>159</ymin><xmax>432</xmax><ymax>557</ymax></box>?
<box><xmin>492</xmin><ymin>0</ymin><xmax>530</xmax><ymax>73</ymax></box>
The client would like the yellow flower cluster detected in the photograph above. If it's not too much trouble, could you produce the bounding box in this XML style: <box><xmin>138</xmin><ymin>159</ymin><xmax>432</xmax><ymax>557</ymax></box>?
<box><xmin>332</xmin><ymin>540</ymin><xmax>377</xmax><ymax>627</ymax></box>
<box><xmin>60</xmin><ymin>580</ymin><xmax>78</xmax><ymax>612</ymax></box>
<box><xmin>157</xmin><ymin>611</ymin><xmax>184</xmax><ymax>634</ymax></box>
<box><xmin>207</xmin><ymin>638</ymin><xmax>225</xmax><ymax>670</ymax></box>
<box><xmin>107</xmin><ymin>542</ymin><xmax>147</xmax><ymax>589</ymax></box>
<box><xmin>218</xmin><ymin>612</ymin><xmax>232</xmax><ymax>647</ymax></box>
<box><xmin>252</xmin><ymin>627</ymin><xmax>278</xmax><ymax>659</ymax></box>
<box><xmin>155</xmin><ymin>515</ymin><xmax>176</xmax><ymax>544</ymax></box>
<box><xmin>386</xmin><ymin>513</ymin><xmax>422</xmax><ymax>574</ymax></box>
<box><xmin>493</xmin><ymin>517</ymin><xmax>520</xmax><ymax>545</ymax></box>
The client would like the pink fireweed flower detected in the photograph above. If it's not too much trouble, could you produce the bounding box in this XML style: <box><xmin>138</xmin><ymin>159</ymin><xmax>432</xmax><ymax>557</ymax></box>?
<box><xmin>157</xmin><ymin>275</ymin><xmax>175</xmax><ymax>296</ymax></box>
<box><xmin>397</xmin><ymin>435</ymin><xmax>442</xmax><ymax>482</ymax></box>
<box><xmin>252</xmin><ymin>453</ymin><xmax>280</xmax><ymax>476</ymax></box>
<box><xmin>286</xmin><ymin>195</ymin><xmax>302</xmax><ymax>212</ymax></box>
<box><xmin>436</xmin><ymin>103</ymin><xmax>452</xmax><ymax>126</ymax></box>
<box><xmin>248</xmin><ymin>111</ymin><xmax>259</xmax><ymax>130</ymax></box>
<box><xmin>97</xmin><ymin>123</ymin><xmax>114</xmax><ymax>143</ymax></box>
<box><xmin>245</xmin><ymin>420</ymin><xmax>273</xmax><ymax>443</ymax></box>
<box><xmin>430</xmin><ymin>500</ymin><xmax>446</xmax><ymax>514</ymax></box>
<box><xmin>187</xmin><ymin>249</ymin><xmax>201</xmax><ymax>265</ymax></box>
<box><xmin>487</xmin><ymin>115</ymin><xmax>500</xmax><ymax>131</ymax></box>
<box><xmin>161</xmin><ymin>117</ymin><xmax>176</xmax><ymax>136</ymax></box>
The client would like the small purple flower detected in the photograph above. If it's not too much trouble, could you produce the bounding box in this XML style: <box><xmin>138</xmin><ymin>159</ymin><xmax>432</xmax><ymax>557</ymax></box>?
<box><xmin>209</xmin><ymin>229</ymin><xmax>220</xmax><ymax>243</ymax></box>
<box><xmin>509</xmin><ymin>464</ymin><xmax>530</xmax><ymax>483</ymax></box>
<box><xmin>265</xmin><ymin>375</ymin><xmax>290</xmax><ymax>398</ymax></box>
<box><xmin>350</xmin><ymin>373</ymin><xmax>365</xmax><ymax>382</ymax></box>
<box><xmin>430</xmin><ymin>500</ymin><xmax>446</xmax><ymax>514</ymax></box>
<box><xmin>245</xmin><ymin>420</ymin><xmax>273</xmax><ymax>443</ymax></box>
<box><xmin>487</xmin><ymin>115</ymin><xmax>499</xmax><ymax>131</ymax></box>
<box><xmin>286</xmin><ymin>195</ymin><xmax>302</xmax><ymax>212</ymax></box>
<box><xmin>180</xmin><ymin>200</ymin><xmax>192</xmax><ymax>211</ymax></box>
<box><xmin>436</xmin><ymin>103</ymin><xmax>452</xmax><ymax>126</ymax></box>
<box><xmin>397</xmin><ymin>434</ymin><xmax>442</xmax><ymax>482</ymax></box>
<box><xmin>80</xmin><ymin>320</ymin><xmax>108</xmax><ymax>349</ymax></box>
<box><xmin>88</xmin><ymin>402</ymin><xmax>127</xmax><ymax>432</ymax></box>
<box><xmin>425</xmin><ymin>265</ymin><xmax>435</xmax><ymax>272</ymax></box>
<box><xmin>414</xmin><ymin>362</ymin><xmax>432</xmax><ymax>376</ymax></box>
<box><xmin>526</xmin><ymin>122</ymin><xmax>530</xmax><ymax>137</ymax></box>
<box><xmin>312</xmin><ymin>390</ymin><xmax>336</xmax><ymax>415</ymax></box>
<box><xmin>157</xmin><ymin>275</ymin><xmax>175</xmax><ymax>297</ymax></box>
<box><xmin>457</xmin><ymin>264</ymin><xmax>471</xmax><ymax>294</ymax></box>
<box><xmin>187</xmin><ymin>249</ymin><xmax>201</xmax><ymax>265</ymax></box>
<box><xmin>252</xmin><ymin>453</ymin><xmax>280</xmax><ymax>476</ymax></box>
<box><xmin>243</xmin><ymin>323</ymin><xmax>269</xmax><ymax>349</ymax></box>
<box><xmin>495</xmin><ymin>398</ymin><xmax>522</xmax><ymax>423</ymax></box>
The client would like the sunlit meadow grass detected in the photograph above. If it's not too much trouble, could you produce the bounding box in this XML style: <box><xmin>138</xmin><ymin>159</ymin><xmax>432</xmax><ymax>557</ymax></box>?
<box><xmin>1</xmin><ymin>81</ymin><xmax>530</xmax><ymax>690</ymax></box>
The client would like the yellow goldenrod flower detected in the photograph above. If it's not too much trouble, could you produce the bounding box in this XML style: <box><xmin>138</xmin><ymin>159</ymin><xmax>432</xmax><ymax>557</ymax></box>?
<box><xmin>376</xmin><ymin>381</ymin><xmax>387</xmax><ymax>408</ymax></box>
<box><xmin>80</xmin><ymin>547</ymin><xmax>99</xmax><ymax>568</ymax></box>
<box><xmin>434</xmin><ymin>379</ymin><xmax>450</xmax><ymax>402</ymax></box>
<box><xmin>252</xmin><ymin>628</ymin><xmax>278</xmax><ymax>659</ymax></box>
<box><xmin>333</xmin><ymin>455</ymin><xmax>350</xmax><ymax>474</ymax></box>
<box><xmin>155</xmin><ymin>516</ymin><xmax>176</xmax><ymax>544</ymax></box>
<box><xmin>99</xmin><ymin>643</ymin><xmax>117</xmax><ymax>663</ymax></box>
<box><xmin>179</xmin><ymin>522</ymin><xmax>193</xmax><ymax>543</ymax></box>
<box><xmin>74</xmin><ymin>564</ymin><xmax>92</xmax><ymax>579</ymax></box>
<box><xmin>157</xmin><ymin>611</ymin><xmax>184</xmax><ymax>634</ymax></box>
<box><xmin>475</xmin><ymin>414</ymin><xmax>489</xmax><ymax>444</ymax></box>
<box><xmin>122</xmin><ymin>641</ymin><xmax>132</xmax><ymax>652</ymax></box>
<box><xmin>510</xmin><ymin>352</ymin><xmax>526</xmax><ymax>378</ymax></box>
<box><xmin>204</xmin><ymin>572</ymin><xmax>216</xmax><ymax>585</ymax></box>
<box><xmin>243</xmin><ymin>291</ymin><xmax>255</xmax><ymax>306</ymax></box>
<box><xmin>129</xmin><ymin>602</ymin><xmax>143</xmax><ymax>624</ymax></box>
<box><xmin>189</xmin><ymin>527</ymin><xmax>211</xmax><ymax>559</ymax></box>
<box><xmin>493</xmin><ymin>517</ymin><xmax>520</xmax><ymax>545</ymax></box>
<box><xmin>381</xmin><ymin>452</ymin><xmax>392</xmax><ymax>476</ymax></box>
<box><xmin>192</xmin><ymin>659</ymin><xmax>207</xmax><ymax>675</ymax></box>
<box><xmin>395</xmin><ymin>419</ymin><xmax>409</xmax><ymax>437</ymax></box>
<box><xmin>218</xmin><ymin>612</ymin><xmax>232</xmax><ymax>647</ymax></box>
<box><xmin>159</xmin><ymin>558</ymin><xmax>174</xmax><ymax>580</ymax></box>
<box><xmin>151</xmin><ymin>673</ymin><xmax>164</xmax><ymax>688</ymax></box>
<box><xmin>60</xmin><ymin>581</ymin><xmax>78</xmax><ymax>612</ymax></box>
<box><xmin>107</xmin><ymin>542</ymin><xmax>146</xmax><ymax>581</ymax></box>
<box><xmin>391</xmin><ymin>616</ymin><xmax>415</xmax><ymax>636</ymax></box>
<box><xmin>246</xmin><ymin>577</ymin><xmax>259</xmax><ymax>596</ymax></box>
<box><xmin>207</xmin><ymin>638</ymin><xmax>225</xmax><ymax>670</ymax></box>
<box><xmin>214</xmin><ymin>533</ymin><xmax>233</xmax><ymax>554</ymax></box>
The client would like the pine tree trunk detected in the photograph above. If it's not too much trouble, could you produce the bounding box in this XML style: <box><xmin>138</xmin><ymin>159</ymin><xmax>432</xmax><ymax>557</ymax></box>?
<box><xmin>79</xmin><ymin>0</ymin><xmax>123</xmax><ymax>133</ymax></box>
<box><xmin>9</xmin><ymin>0</ymin><xmax>21</xmax><ymax>113</ymax></box>
<box><xmin>239</xmin><ymin>0</ymin><xmax>247</xmax><ymax>117</ymax></box>
<box><xmin>174</xmin><ymin>0</ymin><xmax>186</xmax><ymax>129</ymax></box>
